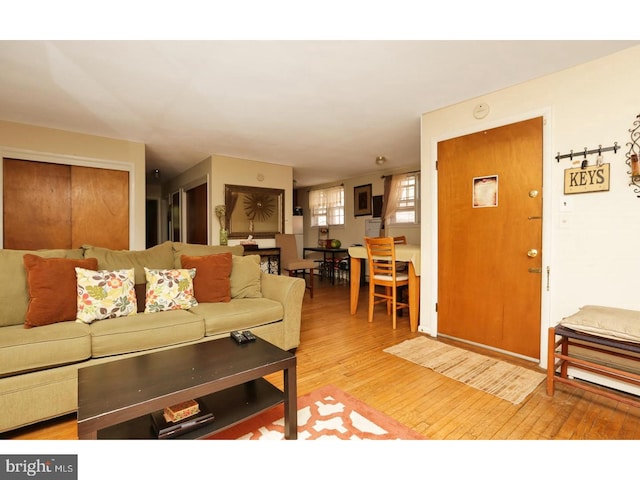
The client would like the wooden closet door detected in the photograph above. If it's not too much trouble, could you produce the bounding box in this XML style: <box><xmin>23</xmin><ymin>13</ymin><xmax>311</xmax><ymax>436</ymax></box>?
<box><xmin>71</xmin><ymin>166</ymin><xmax>129</xmax><ymax>250</ymax></box>
<box><xmin>3</xmin><ymin>159</ymin><xmax>129</xmax><ymax>250</ymax></box>
<box><xmin>3</xmin><ymin>159</ymin><xmax>72</xmax><ymax>250</ymax></box>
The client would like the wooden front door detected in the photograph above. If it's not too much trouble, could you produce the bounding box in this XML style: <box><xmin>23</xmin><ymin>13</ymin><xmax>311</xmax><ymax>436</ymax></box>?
<box><xmin>437</xmin><ymin>117</ymin><xmax>543</xmax><ymax>359</ymax></box>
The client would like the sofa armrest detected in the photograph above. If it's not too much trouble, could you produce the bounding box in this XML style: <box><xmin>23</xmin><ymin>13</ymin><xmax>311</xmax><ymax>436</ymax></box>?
<box><xmin>260</xmin><ymin>273</ymin><xmax>305</xmax><ymax>350</ymax></box>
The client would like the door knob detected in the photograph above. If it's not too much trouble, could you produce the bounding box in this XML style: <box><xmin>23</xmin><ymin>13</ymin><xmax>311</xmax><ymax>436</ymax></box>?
<box><xmin>527</xmin><ymin>249</ymin><xmax>538</xmax><ymax>258</ymax></box>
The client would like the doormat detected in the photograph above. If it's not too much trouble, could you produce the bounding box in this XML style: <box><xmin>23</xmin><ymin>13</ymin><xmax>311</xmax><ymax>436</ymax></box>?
<box><xmin>384</xmin><ymin>336</ymin><xmax>545</xmax><ymax>405</ymax></box>
<box><xmin>206</xmin><ymin>385</ymin><xmax>425</xmax><ymax>440</ymax></box>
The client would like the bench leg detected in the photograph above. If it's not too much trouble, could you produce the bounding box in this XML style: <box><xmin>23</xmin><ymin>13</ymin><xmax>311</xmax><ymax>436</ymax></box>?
<box><xmin>547</xmin><ymin>327</ymin><xmax>556</xmax><ymax>396</ymax></box>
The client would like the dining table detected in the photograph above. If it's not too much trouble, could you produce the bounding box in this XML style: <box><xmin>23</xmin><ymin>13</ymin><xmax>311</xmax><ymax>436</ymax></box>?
<box><xmin>348</xmin><ymin>243</ymin><xmax>421</xmax><ymax>332</ymax></box>
<box><xmin>303</xmin><ymin>246</ymin><xmax>349</xmax><ymax>285</ymax></box>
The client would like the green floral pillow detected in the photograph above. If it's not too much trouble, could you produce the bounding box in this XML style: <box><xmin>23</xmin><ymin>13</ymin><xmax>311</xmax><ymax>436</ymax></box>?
<box><xmin>144</xmin><ymin>267</ymin><xmax>198</xmax><ymax>313</ymax></box>
<box><xmin>76</xmin><ymin>268</ymin><xmax>137</xmax><ymax>324</ymax></box>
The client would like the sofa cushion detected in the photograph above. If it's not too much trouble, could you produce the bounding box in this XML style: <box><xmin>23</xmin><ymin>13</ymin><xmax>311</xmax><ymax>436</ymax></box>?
<box><xmin>144</xmin><ymin>268</ymin><xmax>198</xmax><ymax>313</ymax></box>
<box><xmin>172</xmin><ymin>243</ymin><xmax>243</xmax><ymax>268</ymax></box>
<box><xmin>560</xmin><ymin>305</ymin><xmax>640</xmax><ymax>343</ymax></box>
<box><xmin>22</xmin><ymin>254</ymin><xmax>99</xmax><ymax>328</ymax></box>
<box><xmin>0</xmin><ymin>322</ymin><xmax>91</xmax><ymax>377</ymax></box>
<box><xmin>0</xmin><ymin>248</ymin><xmax>85</xmax><ymax>328</ymax></box>
<box><xmin>89</xmin><ymin>309</ymin><xmax>205</xmax><ymax>357</ymax></box>
<box><xmin>180</xmin><ymin>253</ymin><xmax>232</xmax><ymax>303</ymax></box>
<box><xmin>75</xmin><ymin>268</ymin><xmax>137</xmax><ymax>324</ymax></box>
<box><xmin>82</xmin><ymin>241</ymin><xmax>175</xmax><ymax>285</ymax></box>
<box><xmin>190</xmin><ymin>298</ymin><xmax>283</xmax><ymax>336</ymax></box>
<box><xmin>83</xmin><ymin>242</ymin><xmax>175</xmax><ymax>312</ymax></box>
<box><xmin>230</xmin><ymin>255</ymin><xmax>262</xmax><ymax>299</ymax></box>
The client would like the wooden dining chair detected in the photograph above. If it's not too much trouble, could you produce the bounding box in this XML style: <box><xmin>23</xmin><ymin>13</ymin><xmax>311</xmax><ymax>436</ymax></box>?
<box><xmin>275</xmin><ymin>234</ymin><xmax>316</xmax><ymax>298</ymax></box>
<box><xmin>364</xmin><ymin>236</ymin><xmax>409</xmax><ymax>329</ymax></box>
<box><xmin>391</xmin><ymin>236</ymin><xmax>409</xmax><ymax>310</ymax></box>
<box><xmin>393</xmin><ymin>236</ymin><xmax>407</xmax><ymax>245</ymax></box>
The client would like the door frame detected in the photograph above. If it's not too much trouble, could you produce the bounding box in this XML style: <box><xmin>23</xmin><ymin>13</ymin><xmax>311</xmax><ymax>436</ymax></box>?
<box><xmin>181</xmin><ymin>175</ymin><xmax>210</xmax><ymax>244</ymax></box>
<box><xmin>424</xmin><ymin>107</ymin><xmax>553</xmax><ymax>366</ymax></box>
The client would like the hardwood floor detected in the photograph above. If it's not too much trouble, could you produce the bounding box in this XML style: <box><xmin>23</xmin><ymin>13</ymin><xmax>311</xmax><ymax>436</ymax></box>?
<box><xmin>6</xmin><ymin>278</ymin><xmax>640</xmax><ymax>440</ymax></box>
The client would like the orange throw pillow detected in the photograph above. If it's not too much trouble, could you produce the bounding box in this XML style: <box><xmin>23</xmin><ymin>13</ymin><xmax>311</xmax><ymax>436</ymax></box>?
<box><xmin>23</xmin><ymin>254</ymin><xmax>99</xmax><ymax>328</ymax></box>
<box><xmin>180</xmin><ymin>253</ymin><xmax>232</xmax><ymax>303</ymax></box>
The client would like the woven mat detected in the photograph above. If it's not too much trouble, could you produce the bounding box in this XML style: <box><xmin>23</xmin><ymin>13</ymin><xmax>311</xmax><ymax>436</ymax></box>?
<box><xmin>384</xmin><ymin>336</ymin><xmax>545</xmax><ymax>405</ymax></box>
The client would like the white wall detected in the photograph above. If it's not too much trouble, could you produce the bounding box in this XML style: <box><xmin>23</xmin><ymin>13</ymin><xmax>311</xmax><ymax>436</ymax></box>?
<box><xmin>420</xmin><ymin>45</ymin><xmax>640</xmax><ymax>365</ymax></box>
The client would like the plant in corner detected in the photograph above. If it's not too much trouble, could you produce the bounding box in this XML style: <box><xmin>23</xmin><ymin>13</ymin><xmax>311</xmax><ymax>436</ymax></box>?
<box><xmin>215</xmin><ymin>205</ymin><xmax>228</xmax><ymax>246</ymax></box>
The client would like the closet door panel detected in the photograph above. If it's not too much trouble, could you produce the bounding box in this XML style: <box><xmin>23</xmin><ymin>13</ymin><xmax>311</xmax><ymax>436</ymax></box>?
<box><xmin>3</xmin><ymin>159</ymin><xmax>72</xmax><ymax>250</ymax></box>
<box><xmin>71</xmin><ymin>166</ymin><xmax>129</xmax><ymax>249</ymax></box>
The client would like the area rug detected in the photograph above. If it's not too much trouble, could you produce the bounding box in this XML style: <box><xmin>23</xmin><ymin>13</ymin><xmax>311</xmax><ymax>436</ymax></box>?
<box><xmin>384</xmin><ymin>336</ymin><xmax>545</xmax><ymax>405</ymax></box>
<box><xmin>207</xmin><ymin>385</ymin><xmax>424</xmax><ymax>440</ymax></box>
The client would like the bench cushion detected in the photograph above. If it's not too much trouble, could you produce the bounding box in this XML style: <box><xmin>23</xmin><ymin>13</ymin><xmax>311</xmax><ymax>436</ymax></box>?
<box><xmin>0</xmin><ymin>322</ymin><xmax>91</xmax><ymax>377</ymax></box>
<box><xmin>560</xmin><ymin>305</ymin><xmax>640</xmax><ymax>343</ymax></box>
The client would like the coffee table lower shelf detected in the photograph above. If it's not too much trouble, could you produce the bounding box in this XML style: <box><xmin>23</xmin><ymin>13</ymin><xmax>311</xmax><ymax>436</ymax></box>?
<box><xmin>97</xmin><ymin>378</ymin><xmax>284</xmax><ymax>439</ymax></box>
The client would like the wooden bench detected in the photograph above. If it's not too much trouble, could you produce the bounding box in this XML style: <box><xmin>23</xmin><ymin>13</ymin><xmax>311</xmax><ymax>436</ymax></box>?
<box><xmin>547</xmin><ymin>325</ymin><xmax>640</xmax><ymax>408</ymax></box>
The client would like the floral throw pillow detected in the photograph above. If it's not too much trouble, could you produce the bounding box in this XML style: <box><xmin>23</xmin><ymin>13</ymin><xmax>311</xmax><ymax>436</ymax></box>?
<box><xmin>144</xmin><ymin>267</ymin><xmax>198</xmax><ymax>313</ymax></box>
<box><xmin>76</xmin><ymin>268</ymin><xmax>137</xmax><ymax>324</ymax></box>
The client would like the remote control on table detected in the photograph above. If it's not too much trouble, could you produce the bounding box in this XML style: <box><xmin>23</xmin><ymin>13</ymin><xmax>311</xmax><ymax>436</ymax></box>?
<box><xmin>242</xmin><ymin>330</ymin><xmax>257</xmax><ymax>342</ymax></box>
<box><xmin>231</xmin><ymin>331</ymin><xmax>248</xmax><ymax>344</ymax></box>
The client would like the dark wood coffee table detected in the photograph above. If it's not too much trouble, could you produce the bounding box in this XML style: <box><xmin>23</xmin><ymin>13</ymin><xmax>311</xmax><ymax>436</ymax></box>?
<box><xmin>77</xmin><ymin>336</ymin><xmax>297</xmax><ymax>439</ymax></box>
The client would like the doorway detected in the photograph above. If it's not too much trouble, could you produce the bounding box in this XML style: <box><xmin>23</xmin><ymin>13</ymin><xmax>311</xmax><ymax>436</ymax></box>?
<box><xmin>437</xmin><ymin>117</ymin><xmax>543</xmax><ymax>360</ymax></box>
<box><xmin>186</xmin><ymin>182</ymin><xmax>208</xmax><ymax>245</ymax></box>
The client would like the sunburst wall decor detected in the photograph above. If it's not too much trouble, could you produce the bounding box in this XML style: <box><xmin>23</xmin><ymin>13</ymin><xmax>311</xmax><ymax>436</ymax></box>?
<box><xmin>224</xmin><ymin>184</ymin><xmax>285</xmax><ymax>239</ymax></box>
<box><xmin>243</xmin><ymin>193</ymin><xmax>275</xmax><ymax>222</ymax></box>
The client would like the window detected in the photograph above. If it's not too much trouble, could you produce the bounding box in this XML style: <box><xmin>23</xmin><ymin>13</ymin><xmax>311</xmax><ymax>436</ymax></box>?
<box><xmin>386</xmin><ymin>173</ymin><xmax>419</xmax><ymax>225</ymax></box>
<box><xmin>309</xmin><ymin>185</ymin><xmax>344</xmax><ymax>227</ymax></box>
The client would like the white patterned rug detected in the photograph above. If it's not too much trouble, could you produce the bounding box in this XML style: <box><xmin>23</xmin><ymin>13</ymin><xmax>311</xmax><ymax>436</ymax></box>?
<box><xmin>207</xmin><ymin>385</ymin><xmax>424</xmax><ymax>440</ymax></box>
<box><xmin>384</xmin><ymin>336</ymin><xmax>545</xmax><ymax>405</ymax></box>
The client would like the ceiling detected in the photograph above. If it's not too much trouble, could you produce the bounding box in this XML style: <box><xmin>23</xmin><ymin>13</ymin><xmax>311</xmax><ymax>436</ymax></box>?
<box><xmin>0</xmin><ymin>40</ymin><xmax>637</xmax><ymax>187</ymax></box>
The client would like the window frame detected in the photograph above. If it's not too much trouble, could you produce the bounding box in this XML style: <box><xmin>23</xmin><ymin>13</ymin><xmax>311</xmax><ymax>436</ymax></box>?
<box><xmin>309</xmin><ymin>185</ymin><xmax>345</xmax><ymax>227</ymax></box>
<box><xmin>388</xmin><ymin>173</ymin><xmax>420</xmax><ymax>226</ymax></box>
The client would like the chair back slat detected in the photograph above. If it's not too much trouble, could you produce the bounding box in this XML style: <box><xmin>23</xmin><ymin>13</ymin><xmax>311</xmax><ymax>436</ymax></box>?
<box><xmin>365</xmin><ymin>236</ymin><xmax>400</xmax><ymax>280</ymax></box>
<box><xmin>364</xmin><ymin>236</ymin><xmax>409</xmax><ymax>329</ymax></box>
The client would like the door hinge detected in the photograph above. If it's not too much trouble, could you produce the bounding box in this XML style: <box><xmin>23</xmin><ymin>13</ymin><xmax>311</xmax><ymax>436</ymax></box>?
<box><xmin>435</xmin><ymin>302</ymin><xmax>438</xmax><ymax>312</ymax></box>
<box><xmin>435</xmin><ymin>160</ymin><xmax>438</xmax><ymax>170</ymax></box>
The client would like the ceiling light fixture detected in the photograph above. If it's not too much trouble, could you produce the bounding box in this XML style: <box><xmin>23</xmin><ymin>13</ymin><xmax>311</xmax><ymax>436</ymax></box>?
<box><xmin>375</xmin><ymin>156</ymin><xmax>386</xmax><ymax>165</ymax></box>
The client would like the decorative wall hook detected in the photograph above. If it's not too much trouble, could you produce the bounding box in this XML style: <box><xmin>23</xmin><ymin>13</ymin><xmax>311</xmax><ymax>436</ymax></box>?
<box><xmin>556</xmin><ymin>142</ymin><xmax>619</xmax><ymax>162</ymax></box>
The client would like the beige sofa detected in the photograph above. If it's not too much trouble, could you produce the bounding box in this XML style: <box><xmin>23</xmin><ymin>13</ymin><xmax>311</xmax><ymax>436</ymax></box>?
<box><xmin>0</xmin><ymin>241</ymin><xmax>305</xmax><ymax>434</ymax></box>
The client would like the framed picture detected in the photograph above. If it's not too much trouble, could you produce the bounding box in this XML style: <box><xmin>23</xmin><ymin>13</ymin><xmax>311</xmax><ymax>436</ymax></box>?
<box><xmin>225</xmin><ymin>184</ymin><xmax>285</xmax><ymax>239</ymax></box>
<box><xmin>354</xmin><ymin>184</ymin><xmax>372</xmax><ymax>216</ymax></box>
<box><xmin>472</xmin><ymin>175</ymin><xmax>498</xmax><ymax>208</ymax></box>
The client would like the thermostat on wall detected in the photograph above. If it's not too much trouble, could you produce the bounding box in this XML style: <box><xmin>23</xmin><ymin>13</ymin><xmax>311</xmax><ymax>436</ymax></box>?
<box><xmin>473</xmin><ymin>103</ymin><xmax>490</xmax><ymax>119</ymax></box>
